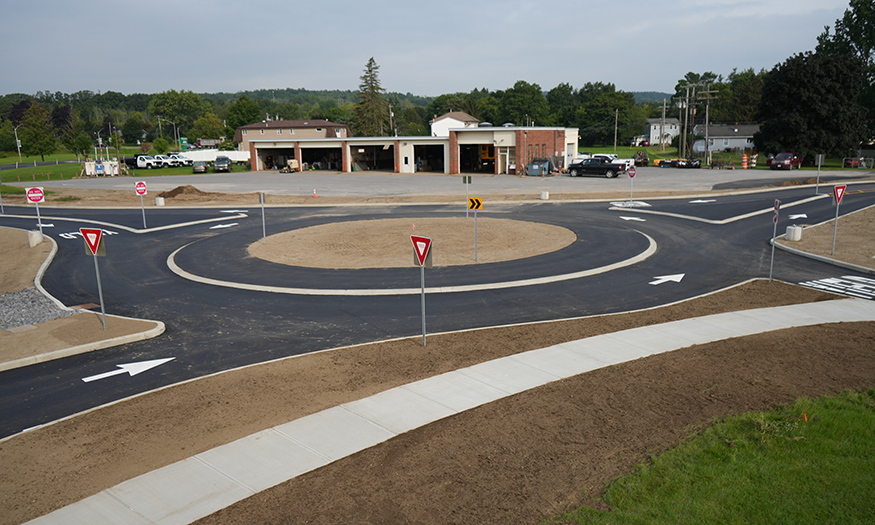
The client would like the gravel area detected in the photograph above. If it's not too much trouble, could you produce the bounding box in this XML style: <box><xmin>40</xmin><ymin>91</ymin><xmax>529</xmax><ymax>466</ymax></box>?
<box><xmin>0</xmin><ymin>287</ymin><xmax>77</xmax><ymax>331</ymax></box>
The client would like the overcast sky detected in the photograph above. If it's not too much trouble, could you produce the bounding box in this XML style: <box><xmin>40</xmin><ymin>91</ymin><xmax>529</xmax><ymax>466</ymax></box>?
<box><xmin>1</xmin><ymin>0</ymin><xmax>850</xmax><ymax>98</ymax></box>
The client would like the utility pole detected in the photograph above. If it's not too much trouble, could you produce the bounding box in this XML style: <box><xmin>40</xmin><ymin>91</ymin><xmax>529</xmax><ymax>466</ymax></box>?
<box><xmin>698</xmin><ymin>84</ymin><xmax>718</xmax><ymax>166</ymax></box>
<box><xmin>660</xmin><ymin>99</ymin><xmax>667</xmax><ymax>152</ymax></box>
<box><xmin>613</xmin><ymin>108</ymin><xmax>618</xmax><ymax>154</ymax></box>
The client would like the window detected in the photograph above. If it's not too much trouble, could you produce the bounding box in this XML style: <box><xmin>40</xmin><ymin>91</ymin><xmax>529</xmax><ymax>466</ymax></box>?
<box><xmin>260</xmin><ymin>130</ymin><xmax>264</xmax><ymax>135</ymax></box>
<box><xmin>277</xmin><ymin>129</ymin><xmax>282</xmax><ymax>135</ymax></box>
<box><xmin>242</xmin><ymin>130</ymin><xmax>247</xmax><ymax>135</ymax></box>
<box><xmin>723</xmin><ymin>138</ymin><xmax>729</xmax><ymax>146</ymax></box>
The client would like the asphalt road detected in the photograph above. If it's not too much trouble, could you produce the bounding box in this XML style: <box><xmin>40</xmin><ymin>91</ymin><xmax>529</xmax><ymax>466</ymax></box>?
<box><xmin>1</xmin><ymin>176</ymin><xmax>874</xmax><ymax>439</ymax></box>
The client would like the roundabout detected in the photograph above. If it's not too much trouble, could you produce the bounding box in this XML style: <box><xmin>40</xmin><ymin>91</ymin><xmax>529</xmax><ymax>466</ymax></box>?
<box><xmin>167</xmin><ymin>214</ymin><xmax>657</xmax><ymax>295</ymax></box>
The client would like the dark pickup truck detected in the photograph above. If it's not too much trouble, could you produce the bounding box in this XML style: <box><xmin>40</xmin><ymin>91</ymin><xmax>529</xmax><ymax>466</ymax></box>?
<box><xmin>567</xmin><ymin>157</ymin><xmax>627</xmax><ymax>178</ymax></box>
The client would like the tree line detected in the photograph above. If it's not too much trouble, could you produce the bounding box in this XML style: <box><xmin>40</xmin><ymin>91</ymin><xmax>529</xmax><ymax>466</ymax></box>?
<box><xmin>0</xmin><ymin>0</ymin><xmax>871</xmax><ymax>164</ymax></box>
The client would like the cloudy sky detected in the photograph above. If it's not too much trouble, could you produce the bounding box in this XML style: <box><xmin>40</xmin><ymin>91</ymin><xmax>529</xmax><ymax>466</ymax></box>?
<box><xmin>1</xmin><ymin>0</ymin><xmax>850</xmax><ymax>98</ymax></box>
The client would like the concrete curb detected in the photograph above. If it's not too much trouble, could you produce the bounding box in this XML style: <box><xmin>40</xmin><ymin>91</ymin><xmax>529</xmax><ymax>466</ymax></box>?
<box><xmin>0</xmin><ymin>313</ymin><xmax>166</xmax><ymax>373</ymax></box>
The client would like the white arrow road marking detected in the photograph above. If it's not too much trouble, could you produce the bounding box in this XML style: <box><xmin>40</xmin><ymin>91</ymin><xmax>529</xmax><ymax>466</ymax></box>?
<box><xmin>610</xmin><ymin>201</ymin><xmax>652</xmax><ymax>208</ymax></box>
<box><xmin>221</xmin><ymin>210</ymin><xmax>248</xmax><ymax>213</ymax></box>
<box><xmin>37</xmin><ymin>223</ymin><xmax>54</xmax><ymax>227</ymax></box>
<box><xmin>209</xmin><ymin>223</ymin><xmax>239</xmax><ymax>229</ymax></box>
<box><xmin>788</xmin><ymin>214</ymin><xmax>808</xmax><ymax>219</ymax></box>
<box><xmin>82</xmin><ymin>358</ymin><xmax>175</xmax><ymax>383</ymax></box>
<box><xmin>649</xmin><ymin>273</ymin><xmax>685</xmax><ymax>285</ymax></box>
<box><xmin>619</xmin><ymin>216</ymin><xmax>646</xmax><ymax>222</ymax></box>
<box><xmin>689</xmin><ymin>199</ymin><xmax>716</xmax><ymax>203</ymax></box>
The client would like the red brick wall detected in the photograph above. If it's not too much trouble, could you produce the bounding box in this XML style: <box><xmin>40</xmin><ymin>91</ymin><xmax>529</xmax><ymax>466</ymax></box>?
<box><xmin>341</xmin><ymin>141</ymin><xmax>348</xmax><ymax>172</ymax></box>
<box><xmin>249</xmin><ymin>141</ymin><xmax>257</xmax><ymax>171</ymax></box>
<box><xmin>449</xmin><ymin>132</ymin><xmax>459</xmax><ymax>174</ymax></box>
<box><xmin>515</xmin><ymin>130</ymin><xmax>566</xmax><ymax>173</ymax></box>
<box><xmin>394</xmin><ymin>140</ymin><xmax>400</xmax><ymax>173</ymax></box>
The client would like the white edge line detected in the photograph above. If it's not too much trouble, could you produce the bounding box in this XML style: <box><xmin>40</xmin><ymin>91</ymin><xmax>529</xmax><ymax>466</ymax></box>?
<box><xmin>608</xmin><ymin>194</ymin><xmax>829</xmax><ymax>225</ymax></box>
<box><xmin>166</xmin><ymin>231</ymin><xmax>657</xmax><ymax>296</ymax></box>
<box><xmin>1</xmin><ymin>213</ymin><xmax>247</xmax><ymax>233</ymax></box>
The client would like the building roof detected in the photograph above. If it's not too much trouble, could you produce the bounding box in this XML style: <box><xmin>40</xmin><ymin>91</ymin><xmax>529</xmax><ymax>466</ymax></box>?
<box><xmin>233</xmin><ymin>119</ymin><xmax>352</xmax><ymax>142</ymax></box>
<box><xmin>429</xmin><ymin>111</ymin><xmax>479</xmax><ymax>125</ymax></box>
<box><xmin>695</xmin><ymin>124</ymin><xmax>760</xmax><ymax>138</ymax></box>
<box><xmin>646</xmin><ymin>118</ymin><xmax>680</xmax><ymax>125</ymax></box>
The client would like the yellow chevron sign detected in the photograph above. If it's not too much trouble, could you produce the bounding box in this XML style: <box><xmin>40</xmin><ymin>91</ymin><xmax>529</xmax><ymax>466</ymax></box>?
<box><xmin>468</xmin><ymin>198</ymin><xmax>483</xmax><ymax>210</ymax></box>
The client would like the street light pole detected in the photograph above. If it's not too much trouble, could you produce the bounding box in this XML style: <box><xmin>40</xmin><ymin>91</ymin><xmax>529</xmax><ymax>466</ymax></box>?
<box><xmin>13</xmin><ymin>125</ymin><xmax>22</xmax><ymax>162</ymax></box>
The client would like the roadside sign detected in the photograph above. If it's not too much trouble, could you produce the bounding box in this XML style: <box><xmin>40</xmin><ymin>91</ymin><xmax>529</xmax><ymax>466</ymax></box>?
<box><xmin>773</xmin><ymin>199</ymin><xmax>781</xmax><ymax>223</ymax></box>
<box><xmin>834</xmin><ymin>185</ymin><xmax>847</xmax><ymax>205</ymax></box>
<box><xmin>411</xmin><ymin>235</ymin><xmax>432</xmax><ymax>267</ymax></box>
<box><xmin>462</xmin><ymin>176</ymin><xmax>472</xmax><ymax>184</ymax></box>
<box><xmin>135</xmin><ymin>181</ymin><xmax>147</xmax><ymax>196</ymax></box>
<box><xmin>80</xmin><ymin>227</ymin><xmax>108</xmax><ymax>330</ymax></box>
<box><xmin>26</xmin><ymin>187</ymin><xmax>45</xmax><ymax>203</ymax></box>
<box><xmin>80</xmin><ymin>228</ymin><xmax>105</xmax><ymax>256</ymax></box>
<box><xmin>468</xmin><ymin>198</ymin><xmax>483</xmax><ymax>210</ymax></box>
<box><xmin>628</xmin><ymin>166</ymin><xmax>636</xmax><ymax>178</ymax></box>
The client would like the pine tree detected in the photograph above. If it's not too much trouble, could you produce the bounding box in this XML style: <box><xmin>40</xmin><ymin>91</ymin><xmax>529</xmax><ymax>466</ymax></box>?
<box><xmin>352</xmin><ymin>57</ymin><xmax>388</xmax><ymax>137</ymax></box>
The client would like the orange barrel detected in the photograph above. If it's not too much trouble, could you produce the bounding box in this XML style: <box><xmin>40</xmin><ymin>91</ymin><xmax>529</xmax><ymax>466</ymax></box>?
<box><xmin>742</xmin><ymin>153</ymin><xmax>748</xmax><ymax>169</ymax></box>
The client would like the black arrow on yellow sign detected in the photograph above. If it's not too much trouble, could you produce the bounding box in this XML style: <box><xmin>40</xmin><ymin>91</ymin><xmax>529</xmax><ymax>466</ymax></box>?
<box><xmin>468</xmin><ymin>198</ymin><xmax>483</xmax><ymax>210</ymax></box>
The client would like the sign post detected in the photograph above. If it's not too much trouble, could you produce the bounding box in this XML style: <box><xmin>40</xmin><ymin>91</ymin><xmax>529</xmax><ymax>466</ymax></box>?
<box><xmin>468</xmin><ymin>198</ymin><xmax>483</xmax><ymax>261</ymax></box>
<box><xmin>628</xmin><ymin>165</ymin><xmax>636</xmax><ymax>203</ymax></box>
<box><xmin>462</xmin><ymin>176</ymin><xmax>472</xmax><ymax>218</ymax></box>
<box><xmin>26</xmin><ymin>187</ymin><xmax>45</xmax><ymax>234</ymax></box>
<box><xmin>769</xmin><ymin>199</ymin><xmax>780</xmax><ymax>283</ymax></box>
<box><xmin>815</xmin><ymin>154</ymin><xmax>825</xmax><ymax>194</ymax></box>
<box><xmin>80</xmin><ymin>228</ymin><xmax>108</xmax><ymax>330</ymax></box>
<box><xmin>832</xmin><ymin>185</ymin><xmax>847</xmax><ymax>255</ymax></box>
<box><xmin>0</xmin><ymin>181</ymin><xmax>4</xmax><ymax>214</ymax></box>
<box><xmin>411</xmin><ymin>235</ymin><xmax>432</xmax><ymax>346</ymax></box>
<box><xmin>135</xmin><ymin>181</ymin><xmax>148</xmax><ymax>229</ymax></box>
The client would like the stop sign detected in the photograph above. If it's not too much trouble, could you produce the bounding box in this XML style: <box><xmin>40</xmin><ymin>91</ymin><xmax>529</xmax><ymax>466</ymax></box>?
<box><xmin>628</xmin><ymin>166</ymin><xmax>636</xmax><ymax>178</ymax></box>
<box><xmin>135</xmin><ymin>181</ymin><xmax>147</xmax><ymax>196</ymax></box>
<box><xmin>26</xmin><ymin>187</ymin><xmax>45</xmax><ymax>203</ymax></box>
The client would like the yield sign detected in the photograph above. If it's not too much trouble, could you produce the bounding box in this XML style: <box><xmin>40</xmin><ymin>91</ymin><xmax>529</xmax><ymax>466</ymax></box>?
<box><xmin>411</xmin><ymin>235</ymin><xmax>432</xmax><ymax>266</ymax></box>
<box><xmin>834</xmin><ymin>185</ymin><xmax>847</xmax><ymax>205</ymax></box>
<box><xmin>80</xmin><ymin>228</ymin><xmax>104</xmax><ymax>256</ymax></box>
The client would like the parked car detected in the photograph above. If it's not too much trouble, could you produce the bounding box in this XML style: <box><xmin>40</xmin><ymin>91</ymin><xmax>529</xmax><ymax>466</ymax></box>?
<box><xmin>677</xmin><ymin>158</ymin><xmax>702</xmax><ymax>169</ymax></box>
<box><xmin>153</xmin><ymin>155</ymin><xmax>176</xmax><ymax>167</ymax></box>
<box><xmin>769</xmin><ymin>152</ymin><xmax>802</xmax><ymax>170</ymax></box>
<box><xmin>192</xmin><ymin>161</ymin><xmax>209</xmax><ymax>174</ymax></box>
<box><xmin>213</xmin><ymin>156</ymin><xmax>232</xmax><ymax>172</ymax></box>
<box><xmin>169</xmin><ymin>154</ymin><xmax>193</xmax><ymax>166</ymax></box>
<box><xmin>567</xmin><ymin>157</ymin><xmax>627</xmax><ymax>178</ymax></box>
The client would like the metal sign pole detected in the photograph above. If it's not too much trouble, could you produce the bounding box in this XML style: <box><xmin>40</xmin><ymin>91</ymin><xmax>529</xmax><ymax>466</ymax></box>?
<box><xmin>474</xmin><ymin>209</ymin><xmax>478</xmax><ymax>261</ymax></box>
<box><xmin>140</xmin><ymin>194</ymin><xmax>147</xmax><ymax>229</ymax></box>
<box><xmin>420</xmin><ymin>264</ymin><xmax>426</xmax><ymax>346</ymax></box>
<box><xmin>769</xmin><ymin>199</ymin><xmax>780</xmax><ymax>283</ymax></box>
<box><xmin>832</xmin><ymin>199</ymin><xmax>841</xmax><ymax>255</ymax></box>
<box><xmin>93</xmin><ymin>254</ymin><xmax>107</xmax><ymax>330</ymax></box>
<box><xmin>35</xmin><ymin>202</ymin><xmax>43</xmax><ymax>235</ymax></box>
<box><xmin>260</xmin><ymin>192</ymin><xmax>266</xmax><ymax>244</ymax></box>
<box><xmin>815</xmin><ymin>154</ymin><xmax>822</xmax><ymax>194</ymax></box>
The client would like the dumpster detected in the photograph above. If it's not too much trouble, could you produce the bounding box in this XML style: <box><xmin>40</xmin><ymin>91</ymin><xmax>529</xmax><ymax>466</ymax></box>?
<box><xmin>527</xmin><ymin>158</ymin><xmax>549</xmax><ymax>176</ymax></box>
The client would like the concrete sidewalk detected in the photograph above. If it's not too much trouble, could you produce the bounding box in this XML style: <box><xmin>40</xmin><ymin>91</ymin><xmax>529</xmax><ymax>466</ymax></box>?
<box><xmin>26</xmin><ymin>298</ymin><xmax>875</xmax><ymax>525</ymax></box>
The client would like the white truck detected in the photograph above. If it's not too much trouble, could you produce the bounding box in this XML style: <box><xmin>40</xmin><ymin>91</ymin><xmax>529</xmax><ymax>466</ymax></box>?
<box><xmin>592</xmin><ymin>153</ymin><xmax>634</xmax><ymax>170</ymax></box>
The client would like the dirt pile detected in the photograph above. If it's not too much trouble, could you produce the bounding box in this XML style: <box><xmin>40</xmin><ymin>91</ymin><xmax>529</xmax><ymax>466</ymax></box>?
<box><xmin>157</xmin><ymin>185</ymin><xmax>216</xmax><ymax>199</ymax></box>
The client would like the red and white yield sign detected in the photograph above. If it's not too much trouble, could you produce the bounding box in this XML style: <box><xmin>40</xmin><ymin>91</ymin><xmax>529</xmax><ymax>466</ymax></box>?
<box><xmin>135</xmin><ymin>181</ymin><xmax>147</xmax><ymax>196</ymax></box>
<box><xmin>80</xmin><ymin>228</ymin><xmax>104</xmax><ymax>256</ymax></box>
<box><xmin>834</xmin><ymin>185</ymin><xmax>847</xmax><ymax>205</ymax></box>
<box><xmin>628</xmin><ymin>166</ymin><xmax>636</xmax><ymax>178</ymax></box>
<box><xmin>26</xmin><ymin>187</ymin><xmax>45</xmax><ymax>203</ymax></box>
<box><xmin>411</xmin><ymin>235</ymin><xmax>432</xmax><ymax>267</ymax></box>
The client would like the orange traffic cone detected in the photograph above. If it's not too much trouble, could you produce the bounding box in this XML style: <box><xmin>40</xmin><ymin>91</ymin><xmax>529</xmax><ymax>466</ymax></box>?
<box><xmin>313</xmin><ymin>188</ymin><xmax>317</xmax><ymax>198</ymax></box>
<box><xmin>742</xmin><ymin>153</ymin><xmax>749</xmax><ymax>169</ymax></box>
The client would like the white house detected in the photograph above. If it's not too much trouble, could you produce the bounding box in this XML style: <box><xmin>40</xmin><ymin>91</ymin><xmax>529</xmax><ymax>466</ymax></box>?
<box><xmin>692</xmin><ymin>124</ymin><xmax>760</xmax><ymax>154</ymax></box>
<box><xmin>647</xmin><ymin>118</ymin><xmax>680</xmax><ymax>145</ymax></box>
<box><xmin>429</xmin><ymin>111</ymin><xmax>480</xmax><ymax>137</ymax></box>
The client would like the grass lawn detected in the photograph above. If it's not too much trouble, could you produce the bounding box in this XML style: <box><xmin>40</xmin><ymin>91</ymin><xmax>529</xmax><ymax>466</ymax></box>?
<box><xmin>550</xmin><ymin>389</ymin><xmax>875</xmax><ymax>524</ymax></box>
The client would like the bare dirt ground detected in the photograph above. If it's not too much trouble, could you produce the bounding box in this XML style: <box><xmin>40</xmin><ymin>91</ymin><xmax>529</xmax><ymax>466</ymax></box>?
<box><xmin>1</xmin><ymin>183</ymin><xmax>874</xmax><ymax>525</ymax></box>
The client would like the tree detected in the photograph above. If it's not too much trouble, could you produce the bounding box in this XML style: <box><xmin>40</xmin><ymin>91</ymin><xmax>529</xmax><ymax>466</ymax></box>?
<box><xmin>226</xmin><ymin>95</ymin><xmax>261</xmax><ymax>131</ymax></box>
<box><xmin>18</xmin><ymin>104</ymin><xmax>56</xmax><ymax>161</ymax></box>
<box><xmin>152</xmin><ymin>137</ymin><xmax>170</xmax><ymax>155</ymax></box>
<box><xmin>499</xmin><ymin>81</ymin><xmax>549</xmax><ymax>126</ymax></box>
<box><xmin>147</xmin><ymin>89</ymin><xmax>210</xmax><ymax>134</ymax></box>
<box><xmin>121</xmin><ymin>112</ymin><xmax>147</xmax><ymax>144</ymax></box>
<box><xmin>190</xmin><ymin>114</ymin><xmax>225</xmax><ymax>140</ymax></box>
<box><xmin>546</xmin><ymin>83</ymin><xmax>578</xmax><ymax>127</ymax></box>
<box><xmin>575</xmin><ymin>83</ymin><xmax>644</xmax><ymax>146</ymax></box>
<box><xmin>60</xmin><ymin>109</ymin><xmax>91</xmax><ymax>159</ymax></box>
<box><xmin>754</xmin><ymin>51</ymin><xmax>868</xmax><ymax>160</ymax></box>
<box><xmin>352</xmin><ymin>57</ymin><xmax>388</xmax><ymax>136</ymax></box>
<box><xmin>818</xmin><ymin>0</ymin><xmax>875</xmax><ymax>136</ymax></box>
<box><xmin>0</xmin><ymin>119</ymin><xmax>15</xmax><ymax>152</ymax></box>
<box><xmin>726</xmin><ymin>68</ymin><xmax>765</xmax><ymax>123</ymax></box>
